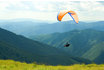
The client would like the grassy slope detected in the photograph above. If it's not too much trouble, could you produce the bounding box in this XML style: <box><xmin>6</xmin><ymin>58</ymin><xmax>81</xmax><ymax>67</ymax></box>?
<box><xmin>82</xmin><ymin>42</ymin><xmax>104</xmax><ymax>64</ymax></box>
<box><xmin>0</xmin><ymin>60</ymin><xmax>104</xmax><ymax>70</ymax></box>
<box><xmin>0</xmin><ymin>41</ymin><xmax>37</xmax><ymax>63</ymax></box>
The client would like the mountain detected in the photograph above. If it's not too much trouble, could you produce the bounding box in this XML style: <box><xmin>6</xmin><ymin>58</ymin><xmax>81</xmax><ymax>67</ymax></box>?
<box><xmin>0</xmin><ymin>20</ymin><xmax>48</xmax><ymax>36</ymax></box>
<box><xmin>0</xmin><ymin>27</ymin><xmax>91</xmax><ymax>65</ymax></box>
<box><xmin>0</xmin><ymin>41</ymin><xmax>36</xmax><ymax>63</ymax></box>
<box><xmin>0</xmin><ymin>20</ymin><xmax>104</xmax><ymax>37</ymax></box>
<box><xmin>30</xmin><ymin>29</ymin><xmax>104</xmax><ymax>64</ymax></box>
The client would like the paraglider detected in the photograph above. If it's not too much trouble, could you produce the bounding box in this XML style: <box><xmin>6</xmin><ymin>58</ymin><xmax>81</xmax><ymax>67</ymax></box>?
<box><xmin>57</xmin><ymin>10</ymin><xmax>79</xmax><ymax>47</ymax></box>
<box><xmin>57</xmin><ymin>10</ymin><xmax>79</xmax><ymax>24</ymax></box>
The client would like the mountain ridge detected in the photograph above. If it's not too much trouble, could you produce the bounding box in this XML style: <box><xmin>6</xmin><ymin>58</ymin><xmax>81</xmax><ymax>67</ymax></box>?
<box><xmin>0</xmin><ymin>21</ymin><xmax>104</xmax><ymax>37</ymax></box>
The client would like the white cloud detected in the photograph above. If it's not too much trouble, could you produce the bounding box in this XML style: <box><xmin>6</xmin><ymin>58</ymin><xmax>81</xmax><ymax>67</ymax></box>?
<box><xmin>0</xmin><ymin>1</ymin><xmax>103</xmax><ymax>22</ymax></box>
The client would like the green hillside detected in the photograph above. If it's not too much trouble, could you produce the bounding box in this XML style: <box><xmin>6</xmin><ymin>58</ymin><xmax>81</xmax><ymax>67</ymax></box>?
<box><xmin>30</xmin><ymin>29</ymin><xmax>104</xmax><ymax>64</ymax></box>
<box><xmin>82</xmin><ymin>42</ymin><xmax>104</xmax><ymax>64</ymax></box>
<box><xmin>0</xmin><ymin>28</ymin><xmax>91</xmax><ymax>65</ymax></box>
<box><xmin>0</xmin><ymin>41</ymin><xmax>35</xmax><ymax>63</ymax></box>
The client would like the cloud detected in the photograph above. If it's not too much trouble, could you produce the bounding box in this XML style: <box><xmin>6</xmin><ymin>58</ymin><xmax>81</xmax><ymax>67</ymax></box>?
<box><xmin>0</xmin><ymin>2</ymin><xmax>10</xmax><ymax>11</ymax></box>
<box><xmin>0</xmin><ymin>1</ymin><xmax>103</xmax><ymax>22</ymax></box>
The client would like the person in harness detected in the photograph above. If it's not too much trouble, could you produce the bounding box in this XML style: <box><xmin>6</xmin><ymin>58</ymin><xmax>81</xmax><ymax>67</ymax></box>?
<box><xmin>64</xmin><ymin>42</ymin><xmax>70</xmax><ymax>47</ymax></box>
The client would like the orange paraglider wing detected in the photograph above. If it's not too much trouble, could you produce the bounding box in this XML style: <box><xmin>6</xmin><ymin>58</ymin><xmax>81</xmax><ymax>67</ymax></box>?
<box><xmin>57</xmin><ymin>10</ymin><xmax>78</xmax><ymax>24</ymax></box>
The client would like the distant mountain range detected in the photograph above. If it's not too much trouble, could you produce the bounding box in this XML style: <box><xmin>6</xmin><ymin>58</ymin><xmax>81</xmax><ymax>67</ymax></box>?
<box><xmin>0</xmin><ymin>20</ymin><xmax>104</xmax><ymax>37</ymax></box>
<box><xmin>0</xmin><ymin>20</ymin><xmax>48</xmax><ymax>36</ymax></box>
<box><xmin>0</xmin><ymin>27</ymin><xmax>91</xmax><ymax>65</ymax></box>
<box><xmin>30</xmin><ymin>29</ymin><xmax>104</xmax><ymax>64</ymax></box>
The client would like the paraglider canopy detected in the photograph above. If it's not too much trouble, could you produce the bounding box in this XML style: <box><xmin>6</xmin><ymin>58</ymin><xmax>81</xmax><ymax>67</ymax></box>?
<box><xmin>57</xmin><ymin>10</ymin><xmax>78</xmax><ymax>24</ymax></box>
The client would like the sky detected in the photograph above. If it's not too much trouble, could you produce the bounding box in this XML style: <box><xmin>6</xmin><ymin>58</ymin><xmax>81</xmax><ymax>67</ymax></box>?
<box><xmin>0</xmin><ymin>0</ymin><xmax>104</xmax><ymax>22</ymax></box>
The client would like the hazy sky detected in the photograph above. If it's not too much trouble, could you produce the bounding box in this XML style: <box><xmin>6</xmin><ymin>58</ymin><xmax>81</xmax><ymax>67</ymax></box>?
<box><xmin>0</xmin><ymin>1</ymin><xmax>104</xmax><ymax>22</ymax></box>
